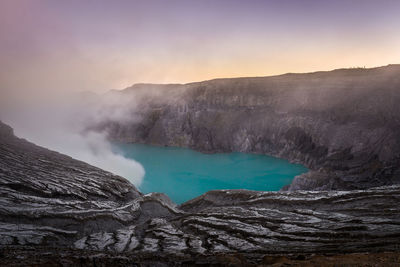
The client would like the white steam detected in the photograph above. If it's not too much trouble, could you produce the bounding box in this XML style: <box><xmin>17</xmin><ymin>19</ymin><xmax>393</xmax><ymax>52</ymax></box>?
<box><xmin>0</xmin><ymin>91</ymin><xmax>145</xmax><ymax>186</ymax></box>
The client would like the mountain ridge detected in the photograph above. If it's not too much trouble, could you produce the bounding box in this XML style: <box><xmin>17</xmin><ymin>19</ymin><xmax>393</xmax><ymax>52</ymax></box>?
<box><xmin>116</xmin><ymin>64</ymin><xmax>400</xmax><ymax>92</ymax></box>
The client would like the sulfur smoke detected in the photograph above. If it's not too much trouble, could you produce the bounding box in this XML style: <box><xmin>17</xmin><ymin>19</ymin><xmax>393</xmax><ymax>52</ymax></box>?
<box><xmin>0</xmin><ymin>90</ymin><xmax>145</xmax><ymax>186</ymax></box>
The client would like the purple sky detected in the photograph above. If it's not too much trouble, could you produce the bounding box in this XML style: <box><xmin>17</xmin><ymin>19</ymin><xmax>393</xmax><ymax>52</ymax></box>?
<box><xmin>1</xmin><ymin>0</ymin><xmax>399</xmax><ymax>94</ymax></box>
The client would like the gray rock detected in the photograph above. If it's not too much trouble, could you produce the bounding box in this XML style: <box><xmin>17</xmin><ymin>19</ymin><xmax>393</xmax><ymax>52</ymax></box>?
<box><xmin>0</xmin><ymin>120</ymin><xmax>177</xmax><ymax>248</ymax></box>
<box><xmin>1</xmin><ymin>120</ymin><xmax>400</xmax><ymax>265</ymax></box>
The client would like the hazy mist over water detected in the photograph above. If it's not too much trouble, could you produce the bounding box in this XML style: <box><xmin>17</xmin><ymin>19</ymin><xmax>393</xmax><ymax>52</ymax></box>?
<box><xmin>0</xmin><ymin>92</ymin><xmax>145</xmax><ymax>186</ymax></box>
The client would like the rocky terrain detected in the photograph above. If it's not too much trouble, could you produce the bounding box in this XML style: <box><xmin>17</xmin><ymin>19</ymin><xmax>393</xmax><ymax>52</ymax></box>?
<box><xmin>99</xmin><ymin>65</ymin><xmax>400</xmax><ymax>191</ymax></box>
<box><xmin>1</xmin><ymin>120</ymin><xmax>400</xmax><ymax>266</ymax></box>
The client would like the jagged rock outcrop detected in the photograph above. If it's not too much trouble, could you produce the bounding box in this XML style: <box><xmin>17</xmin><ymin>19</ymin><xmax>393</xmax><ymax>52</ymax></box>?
<box><xmin>99</xmin><ymin>65</ymin><xmax>400</xmax><ymax>191</ymax></box>
<box><xmin>1</xmin><ymin>120</ymin><xmax>400</xmax><ymax>266</ymax></box>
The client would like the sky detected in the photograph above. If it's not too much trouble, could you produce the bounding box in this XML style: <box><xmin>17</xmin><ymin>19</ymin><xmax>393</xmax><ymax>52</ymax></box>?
<box><xmin>1</xmin><ymin>0</ymin><xmax>400</xmax><ymax>95</ymax></box>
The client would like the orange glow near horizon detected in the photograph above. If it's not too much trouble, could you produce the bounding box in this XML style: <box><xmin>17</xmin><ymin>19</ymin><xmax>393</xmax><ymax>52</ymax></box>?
<box><xmin>0</xmin><ymin>0</ymin><xmax>400</xmax><ymax>93</ymax></box>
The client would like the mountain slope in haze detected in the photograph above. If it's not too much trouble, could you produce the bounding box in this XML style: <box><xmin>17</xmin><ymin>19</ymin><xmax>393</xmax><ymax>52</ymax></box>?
<box><xmin>100</xmin><ymin>64</ymin><xmax>400</xmax><ymax>191</ymax></box>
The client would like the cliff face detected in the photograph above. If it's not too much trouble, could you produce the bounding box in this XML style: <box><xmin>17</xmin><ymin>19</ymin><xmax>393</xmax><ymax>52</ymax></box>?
<box><xmin>102</xmin><ymin>65</ymin><xmax>400</xmax><ymax>191</ymax></box>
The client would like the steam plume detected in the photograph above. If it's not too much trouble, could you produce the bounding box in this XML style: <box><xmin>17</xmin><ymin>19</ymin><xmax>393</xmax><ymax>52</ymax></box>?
<box><xmin>0</xmin><ymin>91</ymin><xmax>145</xmax><ymax>186</ymax></box>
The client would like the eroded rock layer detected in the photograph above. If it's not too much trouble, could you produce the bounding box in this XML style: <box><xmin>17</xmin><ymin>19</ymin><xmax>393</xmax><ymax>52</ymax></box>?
<box><xmin>1</xmin><ymin>121</ymin><xmax>399</xmax><ymax>265</ymax></box>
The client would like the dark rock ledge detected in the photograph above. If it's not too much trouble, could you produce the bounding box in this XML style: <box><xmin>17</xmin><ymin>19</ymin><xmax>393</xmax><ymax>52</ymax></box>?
<box><xmin>1</xmin><ymin>120</ymin><xmax>400</xmax><ymax>266</ymax></box>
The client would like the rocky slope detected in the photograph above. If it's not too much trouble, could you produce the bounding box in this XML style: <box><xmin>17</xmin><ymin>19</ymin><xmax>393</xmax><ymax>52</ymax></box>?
<box><xmin>0</xmin><ymin>121</ymin><xmax>177</xmax><ymax>249</ymax></box>
<box><xmin>99</xmin><ymin>65</ymin><xmax>400</xmax><ymax>191</ymax></box>
<box><xmin>1</xmin><ymin>120</ymin><xmax>400</xmax><ymax>266</ymax></box>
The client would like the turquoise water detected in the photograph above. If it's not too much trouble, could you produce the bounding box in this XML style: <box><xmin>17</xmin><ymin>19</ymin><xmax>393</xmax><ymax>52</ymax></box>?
<box><xmin>114</xmin><ymin>143</ymin><xmax>308</xmax><ymax>204</ymax></box>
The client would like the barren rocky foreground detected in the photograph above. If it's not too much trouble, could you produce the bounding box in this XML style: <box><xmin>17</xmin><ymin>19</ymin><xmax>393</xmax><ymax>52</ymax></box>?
<box><xmin>1</xmin><ymin>117</ymin><xmax>400</xmax><ymax>266</ymax></box>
